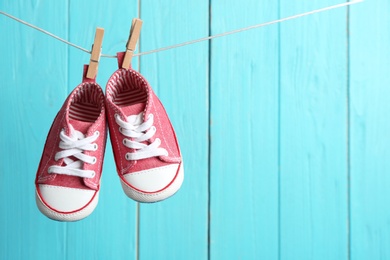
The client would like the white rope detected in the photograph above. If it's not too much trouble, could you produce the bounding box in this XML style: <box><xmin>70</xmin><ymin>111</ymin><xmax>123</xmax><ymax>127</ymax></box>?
<box><xmin>0</xmin><ymin>11</ymin><xmax>91</xmax><ymax>53</ymax></box>
<box><xmin>0</xmin><ymin>0</ymin><xmax>362</xmax><ymax>58</ymax></box>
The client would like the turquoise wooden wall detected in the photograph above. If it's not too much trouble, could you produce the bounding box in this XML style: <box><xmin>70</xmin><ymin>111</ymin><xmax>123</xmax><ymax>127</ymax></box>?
<box><xmin>0</xmin><ymin>0</ymin><xmax>389</xmax><ymax>259</ymax></box>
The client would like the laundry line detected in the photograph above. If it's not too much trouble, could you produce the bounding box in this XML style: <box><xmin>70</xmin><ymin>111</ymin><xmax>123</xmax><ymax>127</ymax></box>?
<box><xmin>0</xmin><ymin>0</ymin><xmax>362</xmax><ymax>58</ymax></box>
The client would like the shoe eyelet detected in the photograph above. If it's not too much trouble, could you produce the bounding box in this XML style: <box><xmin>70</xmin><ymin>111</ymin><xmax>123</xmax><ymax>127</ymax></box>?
<box><xmin>119</xmin><ymin>127</ymin><xmax>123</xmax><ymax>133</ymax></box>
<box><xmin>92</xmin><ymin>157</ymin><xmax>97</xmax><ymax>164</ymax></box>
<box><xmin>91</xmin><ymin>171</ymin><xmax>96</xmax><ymax>178</ymax></box>
<box><xmin>122</xmin><ymin>139</ymin><xmax>127</xmax><ymax>145</ymax></box>
<box><xmin>164</xmin><ymin>151</ymin><xmax>169</xmax><ymax>156</ymax></box>
<box><xmin>95</xmin><ymin>131</ymin><xmax>100</xmax><ymax>137</ymax></box>
<box><xmin>152</xmin><ymin>126</ymin><xmax>156</xmax><ymax>131</ymax></box>
<box><xmin>93</xmin><ymin>143</ymin><xmax>98</xmax><ymax>151</ymax></box>
<box><xmin>148</xmin><ymin>114</ymin><xmax>153</xmax><ymax>119</ymax></box>
<box><xmin>115</xmin><ymin>114</ymin><xmax>120</xmax><ymax>120</ymax></box>
<box><xmin>125</xmin><ymin>153</ymin><xmax>129</xmax><ymax>160</ymax></box>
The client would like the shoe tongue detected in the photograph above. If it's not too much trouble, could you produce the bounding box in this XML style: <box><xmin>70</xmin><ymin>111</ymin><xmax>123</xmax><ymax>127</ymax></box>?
<box><xmin>120</xmin><ymin>103</ymin><xmax>145</xmax><ymax>120</ymax></box>
<box><xmin>69</xmin><ymin>119</ymin><xmax>94</xmax><ymax>134</ymax></box>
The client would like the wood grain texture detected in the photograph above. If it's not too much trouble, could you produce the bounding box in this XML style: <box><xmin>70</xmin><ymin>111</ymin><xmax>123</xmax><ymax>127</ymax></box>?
<box><xmin>350</xmin><ymin>0</ymin><xmax>390</xmax><ymax>258</ymax></box>
<box><xmin>138</xmin><ymin>1</ymin><xmax>209</xmax><ymax>259</ymax></box>
<box><xmin>0</xmin><ymin>1</ymin><xmax>69</xmax><ymax>259</ymax></box>
<box><xmin>279</xmin><ymin>1</ymin><xmax>348</xmax><ymax>259</ymax></box>
<box><xmin>210</xmin><ymin>0</ymin><xmax>279</xmax><ymax>258</ymax></box>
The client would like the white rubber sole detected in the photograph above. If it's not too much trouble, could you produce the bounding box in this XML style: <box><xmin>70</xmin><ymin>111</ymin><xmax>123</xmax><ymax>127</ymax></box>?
<box><xmin>35</xmin><ymin>189</ymin><xmax>99</xmax><ymax>222</ymax></box>
<box><xmin>120</xmin><ymin>163</ymin><xmax>184</xmax><ymax>203</ymax></box>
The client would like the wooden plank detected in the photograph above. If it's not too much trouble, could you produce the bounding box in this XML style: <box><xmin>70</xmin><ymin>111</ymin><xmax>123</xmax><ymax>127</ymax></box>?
<box><xmin>279</xmin><ymin>1</ymin><xmax>348</xmax><ymax>259</ymax></box>
<box><xmin>350</xmin><ymin>0</ymin><xmax>390</xmax><ymax>258</ymax></box>
<box><xmin>0</xmin><ymin>1</ymin><xmax>68</xmax><ymax>259</ymax></box>
<box><xmin>137</xmin><ymin>1</ymin><xmax>209</xmax><ymax>259</ymax></box>
<box><xmin>209</xmin><ymin>0</ymin><xmax>279</xmax><ymax>258</ymax></box>
<box><xmin>66</xmin><ymin>1</ymin><xmax>139</xmax><ymax>259</ymax></box>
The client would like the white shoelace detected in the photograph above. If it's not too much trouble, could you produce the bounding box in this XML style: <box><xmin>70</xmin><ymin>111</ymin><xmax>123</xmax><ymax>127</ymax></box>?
<box><xmin>115</xmin><ymin>112</ymin><xmax>168</xmax><ymax>160</ymax></box>
<box><xmin>48</xmin><ymin>126</ymin><xmax>99</xmax><ymax>178</ymax></box>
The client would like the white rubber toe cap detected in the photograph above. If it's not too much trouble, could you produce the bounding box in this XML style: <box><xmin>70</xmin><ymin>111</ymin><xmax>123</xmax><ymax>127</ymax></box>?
<box><xmin>121</xmin><ymin>163</ymin><xmax>184</xmax><ymax>203</ymax></box>
<box><xmin>123</xmin><ymin>164</ymin><xmax>179</xmax><ymax>193</ymax></box>
<box><xmin>36</xmin><ymin>184</ymin><xmax>99</xmax><ymax>221</ymax></box>
<box><xmin>38</xmin><ymin>184</ymin><xmax>95</xmax><ymax>212</ymax></box>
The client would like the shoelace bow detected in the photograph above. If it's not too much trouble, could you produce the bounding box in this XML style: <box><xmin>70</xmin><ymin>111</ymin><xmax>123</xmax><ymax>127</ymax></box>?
<box><xmin>115</xmin><ymin>112</ymin><xmax>168</xmax><ymax>160</ymax></box>
<box><xmin>48</xmin><ymin>126</ymin><xmax>99</xmax><ymax>178</ymax></box>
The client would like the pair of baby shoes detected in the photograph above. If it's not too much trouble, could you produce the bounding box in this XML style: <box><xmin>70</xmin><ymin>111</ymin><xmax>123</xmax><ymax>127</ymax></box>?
<box><xmin>35</xmin><ymin>53</ymin><xmax>184</xmax><ymax>221</ymax></box>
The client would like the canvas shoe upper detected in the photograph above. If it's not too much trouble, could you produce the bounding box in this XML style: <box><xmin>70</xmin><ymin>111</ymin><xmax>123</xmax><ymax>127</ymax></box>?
<box><xmin>35</xmin><ymin>66</ymin><xmax>106</xmax><ymax>221</ymax></box>
<box><xmin>105</xmin><ymin>52</ymin><xmax>184</xmax><ymax>203</ymax></box>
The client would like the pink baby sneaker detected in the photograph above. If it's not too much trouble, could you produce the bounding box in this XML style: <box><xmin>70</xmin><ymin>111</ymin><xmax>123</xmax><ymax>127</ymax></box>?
<box><xmin>35</xmin><ymin>66</ymin><xmax>106</xmax><ymax>221</ymax></box>
<box><xmin>105</xmin><ymin>52</ymin><xmax>184</xmax><ymax>203</ymax></box>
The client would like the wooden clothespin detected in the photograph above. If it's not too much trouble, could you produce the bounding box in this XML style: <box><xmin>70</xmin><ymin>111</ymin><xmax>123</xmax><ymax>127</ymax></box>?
<box><xmin>86</xmin><ymin>27</ymin><xmax>105</xmax><ymax>79</ymax></box>
<box><xmin>122</xmin><ymin>18</ymin><xmax>143</xmax><ymax>69</ymax></box>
